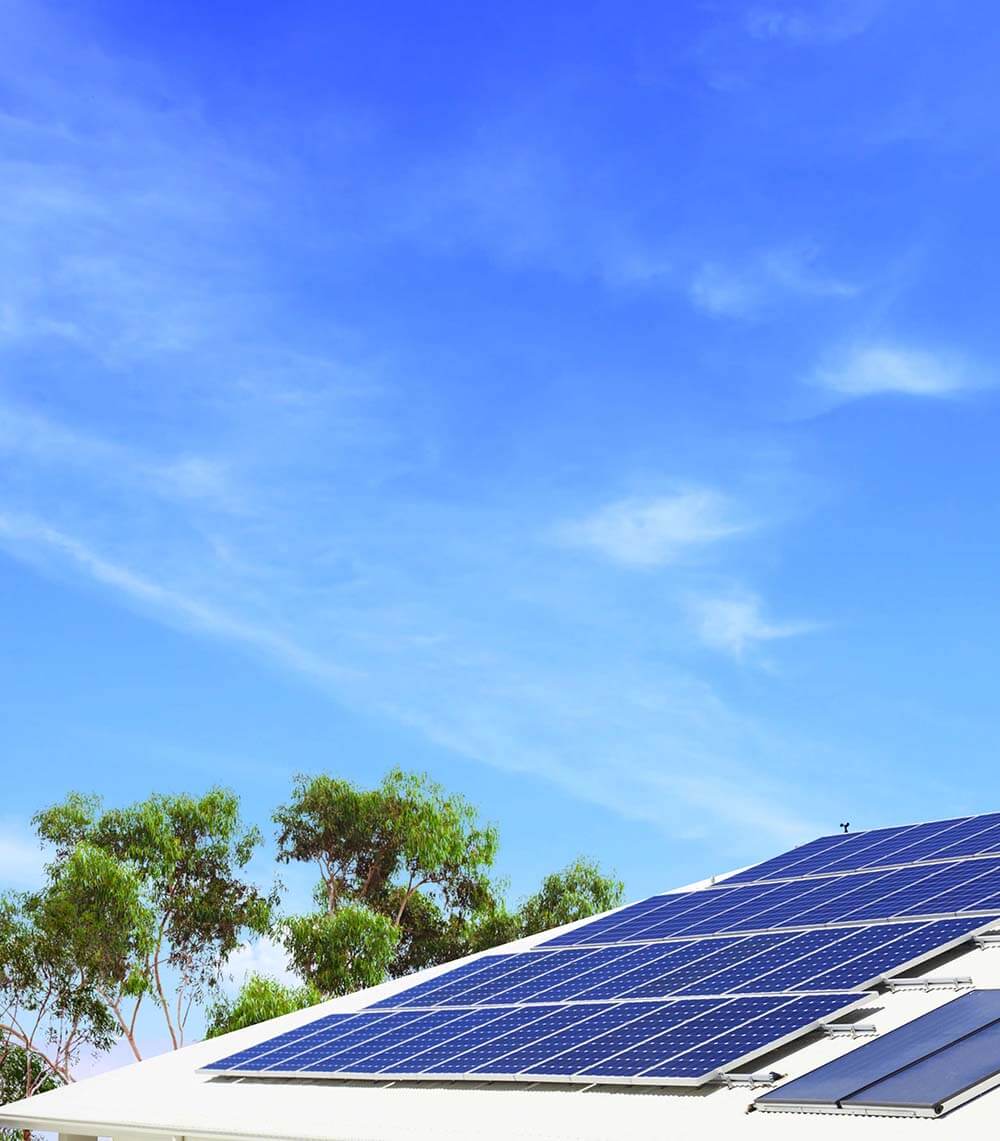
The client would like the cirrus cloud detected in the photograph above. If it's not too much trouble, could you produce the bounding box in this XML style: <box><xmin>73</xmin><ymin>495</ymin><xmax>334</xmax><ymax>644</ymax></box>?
<box><xmin>813</xmin><ymin>344</ymin><xmax>975</xmax><ymax>399</ymax></box>
<box><xmin>688</xmin><ymin>591</ymin><xmax>818</xmax><ymax>658</ymax></box>
<box><xmin>556</xmin><ymin>489</ymin><xmax>753</xmax><ymax>569</ymax></box>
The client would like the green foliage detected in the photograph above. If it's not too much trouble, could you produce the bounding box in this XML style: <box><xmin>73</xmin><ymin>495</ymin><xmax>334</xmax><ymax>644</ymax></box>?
<box><xmin>204</xmin><ymin>974</ymin><xmax>320</xmax><ymax>1039</ymax></box>
<box><xmin>30</xmin><ymin>788</ymin><xmax>275</xmax><ymax>1055</ymax></box>
<box><xmin>274</xmin><ymin>769</ymin><xmax>498</xmax><ymax>993</ymax></box>
<box><xmin>275</xmin><ymin>769</ymin><xmax>498</xmax><ymax>923</ymax></box>
<box><xmin>517</xmin><ymin>857</ymin><xmax>624</xmax><ymax>936</ymax></box>
<box><xmin>274</xmin><ymin>775</ymin><xmax>399</xmax><ymax>911</ymax></box>
<box><xmin>2</xmin><ymin>774</ymin><xmax>626</xmax><ymax>1059</ymax></box>
<box><xmin>0</xmin><ymin>891</ymin><xmax>117</xmax><ymax>1096</ymax></box>
<box><xmin>279</xmin><ymin>904</ymin><xmax>399</xmax><ymax>997</ymax></box>
<box><xmin>34</xmin><ymin>842</ymin><xmax>153</xmax><ymax>992</ymax></box>
<box><xmin>0</xmin><ymin>1044</ymin><xmax>62</xmax><ymax>1139</ymax></box>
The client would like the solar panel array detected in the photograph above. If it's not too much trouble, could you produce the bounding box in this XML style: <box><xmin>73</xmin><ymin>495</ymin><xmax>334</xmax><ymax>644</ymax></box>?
<box><xmin>203</xmin><ymin>812</ymin><xmax>1000</xmax><ymax>1088</ymax></box>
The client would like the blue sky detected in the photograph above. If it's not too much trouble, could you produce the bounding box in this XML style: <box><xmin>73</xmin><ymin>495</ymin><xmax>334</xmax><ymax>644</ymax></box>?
<box><xmin>4</xmin><ymin>0</ymin><xmax>1000</xmax><ymax>936</ymax></box>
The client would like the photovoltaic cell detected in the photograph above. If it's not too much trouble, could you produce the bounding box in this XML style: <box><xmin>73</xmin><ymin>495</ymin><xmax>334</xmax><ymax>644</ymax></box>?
<box><xmin>795</xmin><ymin>917</ymin><xmax>993</xmax><ymax>992</ymax></box>
<box><xmin>739</xmin><ymin>923</ymin><xmax>922</xmax><ymax>992</ymax></box>
<box><xmin>570</xmin><ymin>941</ymin><xmax>739</xmax><ymax>1000</ymax></box>
<box><xmin>618</xmin><ymin>933</ymin><xmax>793</xmax><ymax>999</ymax></box>
<box><xmin>295</xmin><ymin>1010</ymin><xmax>486</xmax><ymax>1074</ymax></box>
<box><xmin>201</xmin><ymin>1012</ymin><xmax>376</xmax><ymax>1071</ymax></box>
<box><xmin>899</xmin><ymin>863</ymin><xmax>1000</xmax><ymax>915</ymax></box>
<box><xmin>240</xmin><ymin>1011</ymin><xmax>433</xmax><ymax>1073</ymax></box>
<box><xmin>729</xmin><ymin>813</ymin><xmax>1000</xmax><ymax>884</ymax></box>
<box><xmin>531</xmin><ymin>942</ymin><xmax>715</xmax><ymax>1001</ymax></box>
<box><xmin>359</xmin><ymin>1007</ymin><xmax>568</xmax><ymax>1074</ymax></box>
<box><xmin>520</xmin><ymin>999</ymin><xmax>730</xmax><ymax>1077</ymax></box>
<box><xmin>408</xmin><ymin>1004</ymin><xmax>612</xmax><ymax>1075</ymax></box>
<box><xmin>465</xmin><ymin>1003</ymin><xmax>672</xmax><ymax>1075</ymax></box>
<box><xmin>641</xmin><ymin>994</ymin><xmax>862</xmax><ymax>1080</ymax></box>
<box><xmin>483</xmin><ymin>947</ymin><xmax>632</xmax><ymax>1003</ymax></box>
<box><xmin>578</xmin><ymin>996</ymin><xmax>793</xmax><ymax>1078</ymax></box>
<box><xmin>365</xmin><ymin>953</ymin><xmax>519</xmax><ymax>1009</ymax></box>
<box><xmin>670</xmin><ymin>927</ymin><xmax>854</xmax><ymax>995</ymax></box>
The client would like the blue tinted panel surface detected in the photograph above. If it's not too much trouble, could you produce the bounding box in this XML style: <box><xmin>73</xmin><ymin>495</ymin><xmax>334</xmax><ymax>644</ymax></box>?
<box><xmin>844</xmin><ymin>1019</ymin><xmax>1000</xmax><ymax>1109</ymax></box>
<box><xmin>535</xmin><ymin>943</ymin><xmax>701</xmax><ymax>1001</ymax></box>
<box><xmin>781</xmin><ymin>869</ymin><xmax>925</xmax><ymax>927</ymax></box>
<box><xmin>716</xmin><ymin>814</ymin><xmax>1000</xmax><ymax>886</ymax></box>
<box><xmin>836</xmin><ymin>863</ymin><xmax>988</xmax><ymax>921</ymax></box>
<box><xmin>864</xmin><ymin>818</ymin><xmax>995</xmax><ymax>868</ymax></box>
<box><xmin>467</xmin><ymin>1004</ymin><xmax>670</xmax><ymax>1074</ymax></box>
<box><xmin>745</xmin><ymin>924</ymin><xmax>921</xmax><ymax>991</ymax></box>
<box><xmin>672</xmin><ymin>928</ymin><xmax>853</xmax><ymax>995</ymax></box>
<box><xmin>583</xmin><ymin>894</ymin><xmax>737</xmax><ymax>943</ymax></box>
<box><xmin>899</xmin><ymin>863</ymin><xmax>1000</xmax><ymax>915</ymax></box>
<box><xmin>745</xmin><ymin>826</ymin><xmax>914</xmax><ymax>881</ymax></box>
<box><xmin>641</xmin><ymin>883</ymin><xmax>789</xmax><ymax>938</ymax></box>
<box><xmin>365</xmin><ymin>1007</ymin><xmax>570</xmax><ymax>1073</ymax></box>
<box><xmin>297</xmin><ymin>1010</ymin><xmax>481</xmax><ymax>1073</ymax></box>
<box><xmin>674</xmin><ymin>880</ymin><xmax>833</xmax><ymax>936</ymax></box>
<box><xmin>642</xmin><ymin>994</ymin><xmax>863</xmax><ymax>1079</ymax></box>
<box><xmin>492</xmin><ymin>948</ymin><xmax>633</xmax><ymax>1003</ymax></box>
<box><xmin>797</xmin><ymin>917</ymin><xmax>994</xmax><ymax>991</ymax></box>
<box><xmin>413</xmin><ymin>1004</ymin><xmax>610</xmax><ymax>1074</ymax></box>
<box><xmin>757</xmin><ymin>990</ymin><xmax>1000</xmax><ymax>1107</ymax></box>
<box><xmin>621</xmin><ymin>934</ymin><xmax>792</xmax><ymax>998</ymax></box>
<box><xmin>820</xmin><ymin>819</ymin><xmax>968</xmax><ymax>874</ymax></box>
<box><xmin>521</xmin><ymin>999</ymin><xmax>723</xmax><ymax>1075</ymax></box>
<box><xmin>540</xmin><ymin>895</ymin><xmax>683</xmax><ymax>947</ymax></box>
<box><xmin>451</xmin><ymin>949</ymin><xmax>596</xmax><ymax>1005</ymax></box>
<box><xmin>580</xmin><ymin>997</ymin><xmax>790</xmax><ymax>1077</ymax></box>
<box><xmin>724</xmin><ymin>834</ymin><xmax>852</xmax><ymax>885</ymax></box>
<box><xmin>717</xmin><ymin>874</ymin><xmax>889</xmax><ymax>933</ymax></box>
<box><xmin>572</xmin><ymin>941</ymin><xmax>739</xmax><ymax>999</ymax></box>
<box><xmin>927</xmin><ymin>817</ymin><xmax>1000</xmax><ymax>860</ymax></box>
<box><xmin>338</xmin><ymin>1009</ymin><xmax>510</xmax><ymax>1073</ymax></box>
<box><xmin>245</xmin><ymin>1011</ymin><xmax>434</xmax><ymax>1072</ymax></box>
<box><xmin>202</xmin><ymin>1012</ymin><xmax>373</xmax><ymax>1070</ymax></box>
<box><xmin>557</xmin><ymin>860</ymin><xmax>997</xmax><ymax>943</ymax></box>
<box><xmin>370</xmin><ymin>954</ymin><xmax>520</xmax><ymax>1008</ymax></box>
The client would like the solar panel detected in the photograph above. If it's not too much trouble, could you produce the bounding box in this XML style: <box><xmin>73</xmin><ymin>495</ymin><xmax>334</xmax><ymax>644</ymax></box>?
<box><xmin>756</xmin><ymin>990</ymin><xmax>1000</xmax><ymax>1115</ymax></box>
<box><xmin>726</xmin><ymin>813</ymin><xmax>1000</xmax><ymax>884</ymax></box>
<box><xmin>202</xmin><ymin>812</ymin><xmax>1000</xmax><ymax>1088</ymax></box>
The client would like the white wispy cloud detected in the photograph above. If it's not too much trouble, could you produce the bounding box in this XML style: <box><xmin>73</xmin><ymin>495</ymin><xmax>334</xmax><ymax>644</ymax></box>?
<box><xmin>0</xmin><ymin>511</ymin><xmax>822</xmax><ymax>846</ymax></box>
<box><xmin>813</xmin><ymin>344</ymin><xmax>974</xmax><ymax>399</ymax></box>
<box><xmin>556</xmin><ymin>490</ymin><xmax>753</xmax><ymax>568</ymax></box>
<box><xmin>688</xmin><ymin>591</ymin><xmax>817</xmax><ymax>658</ymax></box>
<box><xmin>223</xmin><ymin>935</ymin><xmax>298</xmax><ymax>991</ymax></box>
<box><xmin>690</xmin><ymin>248</ymin><xmax>859</xmax><ymax>318</ymax></box>
<box><xmin>0</xmin><ymin>513</ymin><xmax>359</xmax><ymax>687</ymax></box>
<box><xmin>0</xmin><ymin>3</ymin><xmax>836</xmax><ymax>858</ymax></box>
<box><xmin>0</xmin><ymin>399</ymin><xmax>243</xmax><ymax>511</ymax></box>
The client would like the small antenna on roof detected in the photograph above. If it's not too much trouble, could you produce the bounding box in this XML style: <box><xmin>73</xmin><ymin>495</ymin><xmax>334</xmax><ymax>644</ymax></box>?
<box><xmin>840</xmin><ymin>822</ymin><xmax>850</xmax><ymax>833</ymax></box>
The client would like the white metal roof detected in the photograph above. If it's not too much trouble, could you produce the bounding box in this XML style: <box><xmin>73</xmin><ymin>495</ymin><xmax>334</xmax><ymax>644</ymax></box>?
<box><xmin>4</xmin><ymin>873</ymin><xmax>1000</xmax><ymax>1140</ymax></box>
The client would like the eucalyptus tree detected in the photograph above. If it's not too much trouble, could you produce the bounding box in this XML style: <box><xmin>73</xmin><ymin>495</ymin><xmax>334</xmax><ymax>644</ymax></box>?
<box><xmin>518</xmin><ymin>857</ymin><xmax>624</xmax><ymax>933</ymax></box>
<box><xmin>273</xmin><ymin>768</ymin><xmax>499</xmax><ymax>992</ymax></box>
<box><xmin>0</xmin><ymin>880</ymin><xmax>118</xmax><ymax>1101</ymax></box>
<box><xmin>205</xmin><ymin>973</ymin><xmax>320</xmax><ymax>1039</ymax></box>
<box><xmin>31</xmin><ymin>789</ymin><xmax>274</xmax><ymax>1059</ymax></box>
